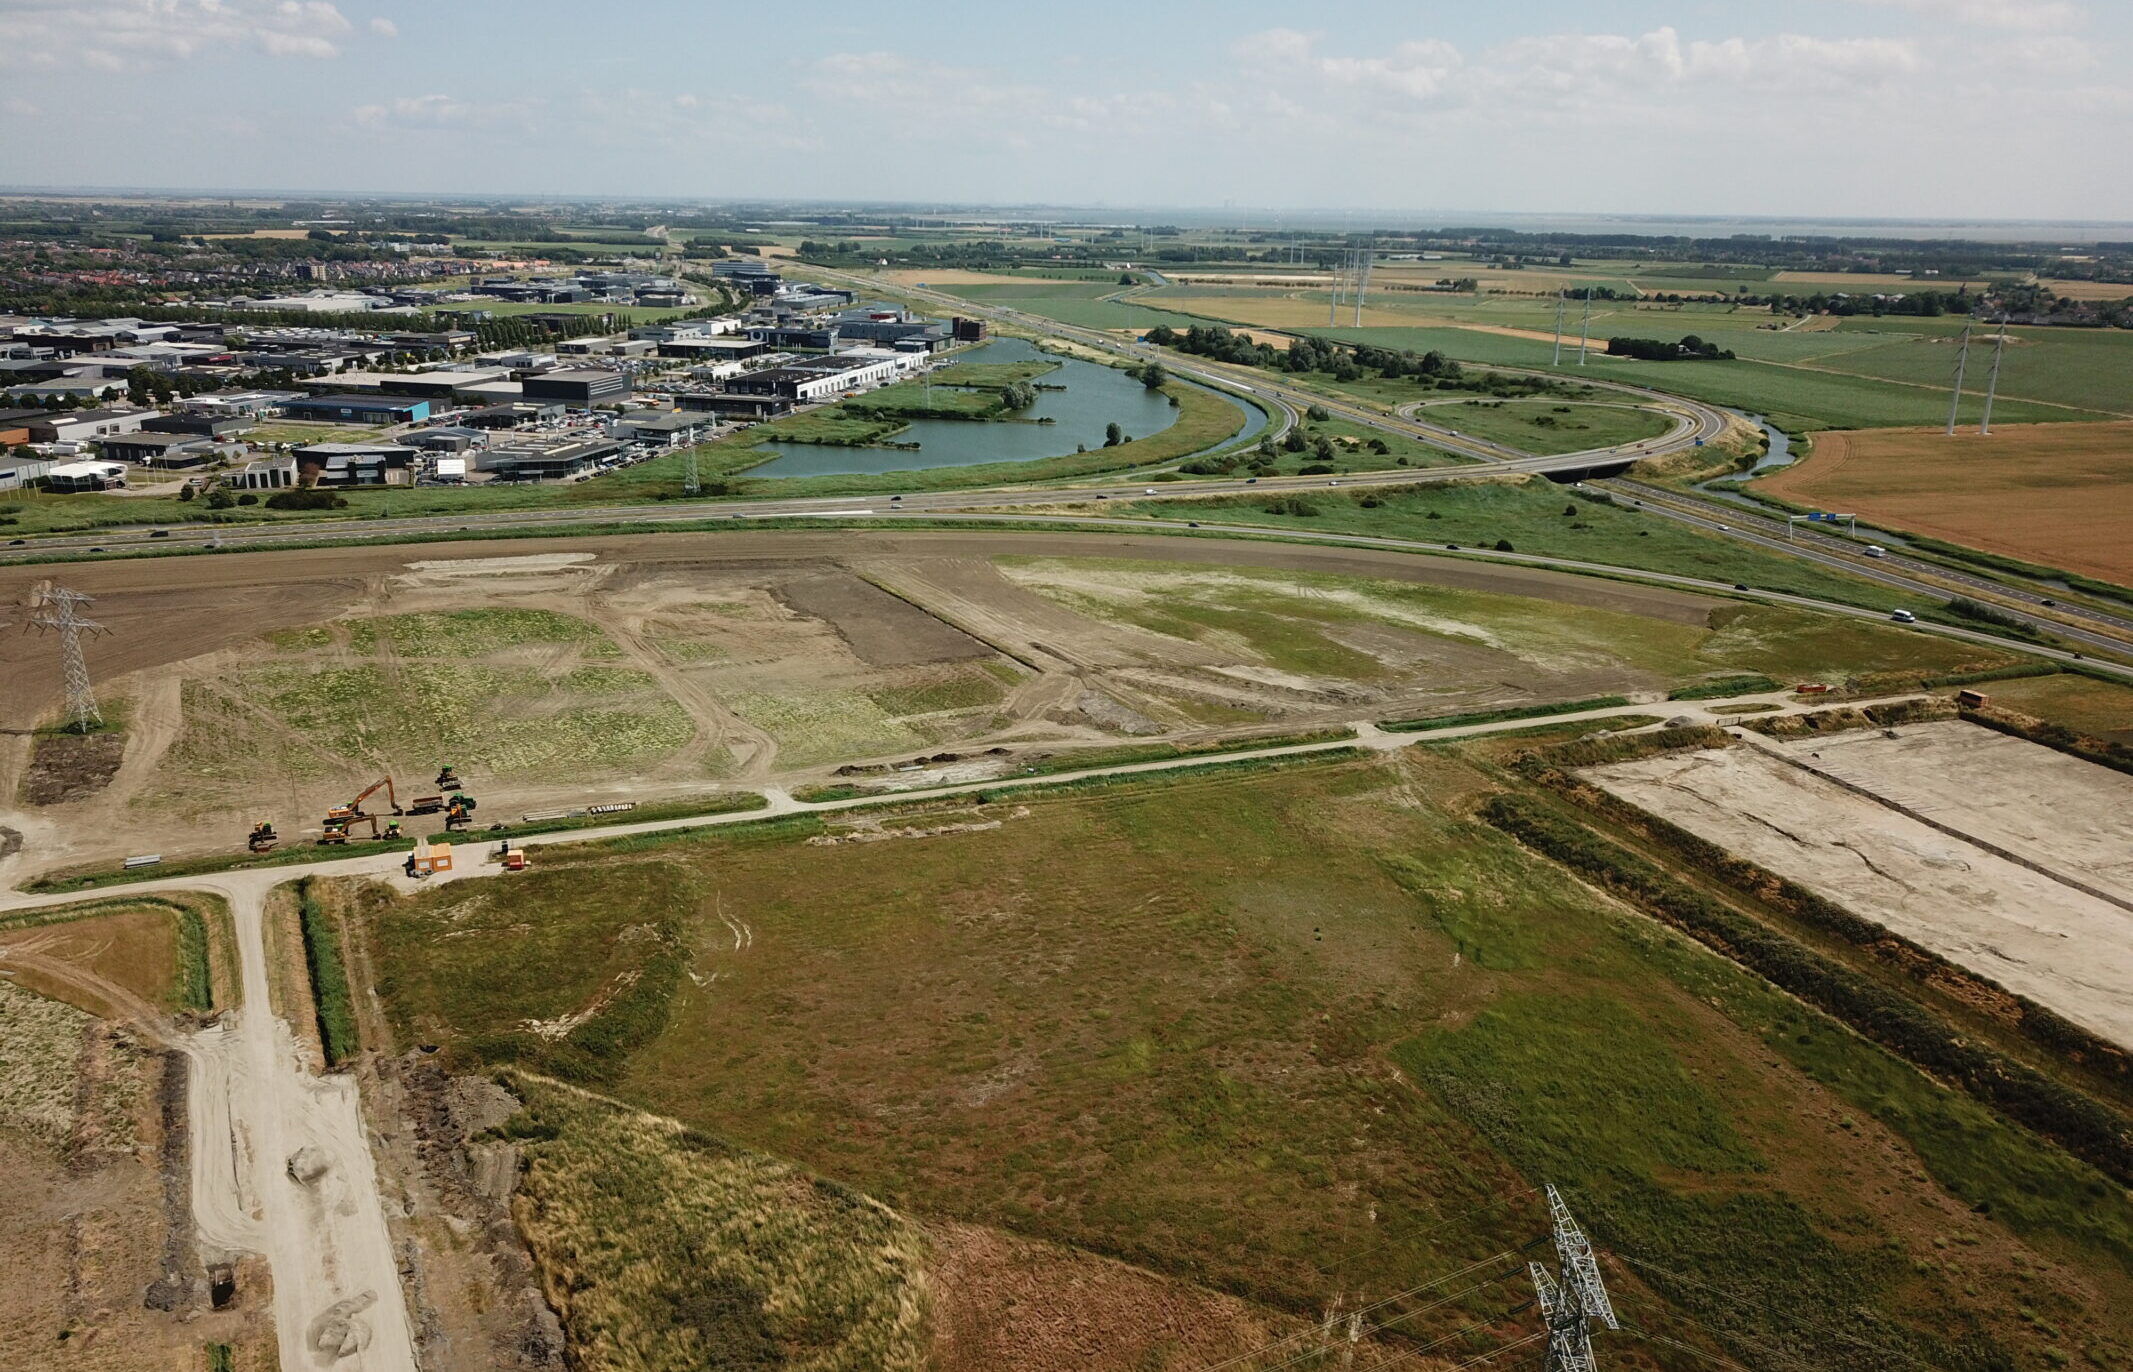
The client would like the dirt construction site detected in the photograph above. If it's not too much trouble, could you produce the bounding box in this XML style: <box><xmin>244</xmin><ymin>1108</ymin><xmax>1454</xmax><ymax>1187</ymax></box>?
<box><xmin>1585</xmin><ymin>718</ymin><xmax>2133</xmax><ymax>1049</ymax></box>
<box><xmin>0</xmin><ymin>529</ymin><xmax>1727</xmax><ymax>882</ymax></box>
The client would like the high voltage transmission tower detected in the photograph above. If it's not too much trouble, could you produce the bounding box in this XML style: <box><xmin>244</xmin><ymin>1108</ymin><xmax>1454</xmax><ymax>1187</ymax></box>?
<box><xmin>1530</xmin><ymin>1184</ymin><xmax>1618</xmax><ymax>1372</ymax></box>
<box><xmin>682</xmin><ymin>446</ymin><xmax>700</xmax><ymax>497</ymax></box>
<box><xmin>1945</xmin><ymin>321</ymin><xmax>1973</xmax><ymax>436</ymax></box>
<box><xmin>1980</xmin><ymin>317</ymin><xmax>2008</xmax><ymax>436</ymax></box>
<box><xmin>26</xmin><ymin>583</ymin><xmax>109</xmax><ymax>733</ymax></box>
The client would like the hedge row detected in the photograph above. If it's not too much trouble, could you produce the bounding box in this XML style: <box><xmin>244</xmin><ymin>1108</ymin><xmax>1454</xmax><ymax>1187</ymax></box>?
<box><xmin>1482</xmin><ymin>793</ymin><xmax>2133</xmax><ymax>1184</ymax></box>
<box><xmin>1523</xmin><ymin>763</ymin><xmax>2133</xmax><ymax>1091</ymax></box>
<box><xmin>174</xmin><ymin>906</ymin><xmax>212</xmax><ymax>1014</ymax></box>
<box><xmin>1963</xmin><ymin>705</ymin><xmax>2133</xmax><ymax>778</ymax></box>
<box><xmin>296</xmin><ymin>878</ymin><xmax>359</xmax><ymax>1068</ymax></box>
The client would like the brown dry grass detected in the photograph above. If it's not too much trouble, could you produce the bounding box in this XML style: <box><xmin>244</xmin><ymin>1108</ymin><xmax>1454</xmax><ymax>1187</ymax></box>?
<box><xmin>1760</xmin><ymin>422</ymin><xmax>2133</xmax><ymax>585</ymax></box>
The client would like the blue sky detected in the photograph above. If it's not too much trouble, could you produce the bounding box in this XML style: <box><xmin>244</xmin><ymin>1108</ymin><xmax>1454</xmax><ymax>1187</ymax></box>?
<box><xmin>2</xmin><ymin>0</ymin><xmax>2128</xmax><ymax>220</ymax></box>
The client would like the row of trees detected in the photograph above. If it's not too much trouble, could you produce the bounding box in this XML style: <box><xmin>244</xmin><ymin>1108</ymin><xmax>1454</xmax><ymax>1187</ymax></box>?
<box><xmin>1604</xmin><ymin>334</ymin><xmax>1736</xmax><ymax>361</ymax></box>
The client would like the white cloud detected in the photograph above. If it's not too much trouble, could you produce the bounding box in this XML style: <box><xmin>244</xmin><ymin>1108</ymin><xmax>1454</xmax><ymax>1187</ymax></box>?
<box><xmin>1855</xmin><ymin>0</ymin><xmax>2083</xmax><ymax>30</ymax></box>
<box><xmin>353</xmin><ymin>91</ymin><xmax>543</xmax><ymax>132</ymax></box>
<box><xmin>0</xmin><ymin>0</ymin><xmax>354</xmax><ymax>70</ymax></box>
<box><xmin>3</xmin><ymin>95</ymin><xmax>39</xmax><ymax>117</ymax></box>
<box><xmin>369</xmin><ymin>16</ymin><xmax>396</xmax><ymax>38</ymax></box>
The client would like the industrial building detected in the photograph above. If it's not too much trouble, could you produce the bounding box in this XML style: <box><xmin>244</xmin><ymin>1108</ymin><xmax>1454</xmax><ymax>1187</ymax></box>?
<box><xmin>521</xmin><ymin>368</ymin><xmax>631</xmax><ymax>407</ymax></box>
<box><xmin>478</xmin><ymin>435</ymin><xmax>621</xmax><ymax>481</ymax></box>
<box><xmin>609</xmin><ymin>410</ymin><xmax>717</xmax><ymax>446</ymax></box>
<box><xmin>43</xmin><ymin>460</ymin><xmax>129</xmax><ymax>492</ymax></box>
<box><xmin>724</xmin><ymin>353</ymin><xmax>902</xmax><ymax>402</ymax></box>
<box><xmin>98</xmin><ymin>432</ymin><xmax>217</xmax><ymax>467</ymax></box>
<box><xmin>281</xmin><ymin>394</ymin><xmax>431</xmax><ymax>424</ymax></box>
<box><xmin>29</xmin><ymin>409</ymin><xmax>156</xmax><ymax>444</ymax></box>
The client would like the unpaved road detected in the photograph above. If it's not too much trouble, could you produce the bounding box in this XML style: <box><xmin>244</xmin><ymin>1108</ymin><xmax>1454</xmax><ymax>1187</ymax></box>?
<box><xmin>180</xmin><ymin>872</ymin><xmax>419</xmax><ymax>1372</ymax></box>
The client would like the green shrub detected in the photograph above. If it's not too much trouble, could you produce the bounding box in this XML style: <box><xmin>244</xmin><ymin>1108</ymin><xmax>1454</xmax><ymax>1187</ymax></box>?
<box><xmin>1668</xmin><ymin>675</ymin><xmax>1780</xmax><ymax>700</ymax></box>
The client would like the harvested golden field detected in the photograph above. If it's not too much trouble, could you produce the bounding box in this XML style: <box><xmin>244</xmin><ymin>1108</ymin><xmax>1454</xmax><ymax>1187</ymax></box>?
<box><xmin>1759</xmin><ymin>422</ymin><xmax>2133</xmax><ymax>585</ymax></box>
<box><xmin>1772</xmin><ymin>270</ymin><xmax>1993</xmax><ymax>290</ymax></box>
<box><xmin>2039</xmin><ymin>279</ymin><xmax>2133</xmax><ymax>302</ymax></box>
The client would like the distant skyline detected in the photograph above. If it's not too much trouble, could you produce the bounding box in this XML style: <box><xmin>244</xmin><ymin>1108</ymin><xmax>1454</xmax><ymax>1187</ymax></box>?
<box><xmin>3</xmin><ymin>0</ymin><xmax>2129</xmax><ymax>222</ymax></box>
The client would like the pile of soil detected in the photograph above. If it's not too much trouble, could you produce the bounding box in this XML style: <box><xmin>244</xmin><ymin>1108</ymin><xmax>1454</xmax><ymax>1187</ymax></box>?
<box><xmin>22</xmin><ymin>731</ymin><xmax>126</xmax><ymax>805</ymax></box>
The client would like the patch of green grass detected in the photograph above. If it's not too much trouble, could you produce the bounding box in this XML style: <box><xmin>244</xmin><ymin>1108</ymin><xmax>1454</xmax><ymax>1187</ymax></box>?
<box><xmin>927</xmin><ymin>358</ymin><xmax>1061</xmax><ymax>389</ymax></box>
<box><xmin>1697</xmin><ymin>604</ymin><xmax>2025</xmax><ymax>683</ymax></box>
<box><xmin>373</xmin><ymin>608</ymin><xmax>618</xmax><ymax>658</ymax></box>
<box><xmin>725</xmin><ymin>688</ymin><xmax>927</xmax><ymax>769</ymax></box>
<box><xmin>1125</xmin><ymin>478</ymin><xmax>1930</xmax><ymax>612</ymax></box>
<box><xmin>866</xmin><ymin>671</ymin><xmax>1007</xmax><ymax>717</ymax></box>
<box><xmin>296</xmin><ymin>878</ymin><xmax>357</xmax><ymax>1067</ymax></box>
<box><xmin>1414</xmin><ymin>398</ymin><xmax>1675</xmax><ymax>455</ymax></box>
<box><xmin>430</xmin><ymin>792</ymin><xmax>767</xmax><ymax>844</ymax></box>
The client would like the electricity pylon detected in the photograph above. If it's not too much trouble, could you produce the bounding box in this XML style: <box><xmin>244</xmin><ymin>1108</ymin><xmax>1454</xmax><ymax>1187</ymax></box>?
<box><xmin>1530</xmin><ymin>1184</ymin><xmax>1619</xmax><ymax>1372</ymax></box>
<box><xmin>1576</xmin><ymin>291</ymin><xmax>1593</xmax><ymax>365</ymax></box>
<box><xmin>26</xmin><ymin>584</ymin><xmax>108</xmax><ymax>733</ymax></box>
<box><xmin>1553</xmin><ymin>288</ymin><xmax>1566</xmax><ymax>366</ymax></box>
<box><xmin>682</xmin><ymin>446</ymin><xmax>700</xmax><ymax>497</ymax></box>
<box><xmin>1945</xmin><ymin>322</ymin><xmax>1973</xmax><ymax>435</ymax></box>
<box><xmin>1979</xmin><ymin>318</ymin><xmax>2007</xmax><ymax>436</ymax></box>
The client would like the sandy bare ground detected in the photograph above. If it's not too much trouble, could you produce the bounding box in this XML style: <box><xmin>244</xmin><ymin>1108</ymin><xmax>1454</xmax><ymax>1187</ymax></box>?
<box><xmin>181</xmin><ymin>873</ymin><xmax>418</xmax><ymax>1371</ymax></box>
<box><xmin>1586</xmin><ymin>723</ymin><xmax>2133</xmax><ymax>1048</ymax></box>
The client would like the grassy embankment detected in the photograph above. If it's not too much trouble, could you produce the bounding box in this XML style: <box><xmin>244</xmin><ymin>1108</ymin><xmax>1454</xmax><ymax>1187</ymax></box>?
<box><xmin>357</xmin><ymin>751</ymin><xmax>2133</xmax><ymax>1370</ymax></box>
<box><xmin>1118</xmin><ymin>478</ymin><xmax>1934</xmax><ymax>611</ymax></box>
<box><xmin>0</xmin><ymin>893</ymin><xmax>221</xmax><ymax>1012</ymax></box>
<box><xmin>295</xmin><ymin>877</ymin><xmax>357</xmax><ymax>1066</ymax></box>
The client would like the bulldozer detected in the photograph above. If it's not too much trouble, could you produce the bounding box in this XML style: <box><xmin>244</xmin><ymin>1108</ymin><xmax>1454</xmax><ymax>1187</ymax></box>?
<box><xmin>443</xmin><ymin>793</ymin><xmax>479</xmax><ymax>831</ymax></box>
<box><xmin>435</xmin><ymin>764</ymin><xmax>464</xmax><ymax>793</ymax></box>
<box><xmin>247</xmin><ymin>821</ymin><xmax>279</xmax><ymax>854</ymax></box>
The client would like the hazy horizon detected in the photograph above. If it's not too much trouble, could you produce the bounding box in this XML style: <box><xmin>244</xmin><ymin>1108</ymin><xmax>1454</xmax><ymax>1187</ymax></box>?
<box><xmin>3</xmin><ymin>0</ymin><xmax>2130</xmax><ymax>222</ymax></box>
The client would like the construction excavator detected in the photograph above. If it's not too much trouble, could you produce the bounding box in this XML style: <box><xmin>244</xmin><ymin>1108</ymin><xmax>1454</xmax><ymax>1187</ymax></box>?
<box><xmin>247</xmin><ymin>821</ymin><xmax>279</xmax><ymax>853</ymax></box>
<box><xmin>326</xmin><ymin>776</ymin><xmax>403</xmax><ymax>827</ymax></box>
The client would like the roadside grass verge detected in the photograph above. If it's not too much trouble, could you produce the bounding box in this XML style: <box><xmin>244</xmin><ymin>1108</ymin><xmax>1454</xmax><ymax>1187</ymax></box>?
<box><xmin>24</xmin><ymin>834</ymin><xmax>415</xmax><ymax>894</ymax></box>
<box><xmin>296</xmin><ymin>877</ymin><xmax>358</xmax><ymax>1067</ymax></box>
<box><xmin>425</xmin><ymin>791</ymin><xmax>767</xmax><ymax>844</ymax></box>
<box><xmin>1379</xmin><ymin>696</ymin><xmax>1631</xmax><ymax>733</ymax></box>
<box><xmin>1667</xmin><ymin>674</ymin><xmax>1779</xmax><ymax>700</ymax></box>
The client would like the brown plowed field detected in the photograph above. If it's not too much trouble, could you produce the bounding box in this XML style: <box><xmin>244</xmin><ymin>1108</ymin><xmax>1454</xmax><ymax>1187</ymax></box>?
<box><xmin>1759</xmin><ymin>422</ymin><xmax>2133</xmax><ymax>585</ymax></box>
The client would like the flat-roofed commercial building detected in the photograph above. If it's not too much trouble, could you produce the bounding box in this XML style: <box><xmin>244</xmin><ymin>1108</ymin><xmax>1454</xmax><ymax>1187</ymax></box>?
<box><xmin>521</xmin><ymin>368</ymin><xmax>631</xmax><ymax>407</ymax></box>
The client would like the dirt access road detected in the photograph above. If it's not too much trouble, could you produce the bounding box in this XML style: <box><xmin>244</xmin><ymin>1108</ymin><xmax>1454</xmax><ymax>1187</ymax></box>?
<box><xmin>180</xmin><ymin>872</ymin><xmax>418</xmax><ymax>1372</ymax></box>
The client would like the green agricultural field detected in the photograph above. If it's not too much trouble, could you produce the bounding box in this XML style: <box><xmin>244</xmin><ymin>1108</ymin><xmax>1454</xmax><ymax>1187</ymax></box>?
<box><xmin>361</xmin><ymin>752</ymin><xmax>2133</xmax><ymax>1371</ymax></box>
<box><xmin>724</xmin><ymin>688</ymin><xmax>927</xmax><ymax>768</ymax></box>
